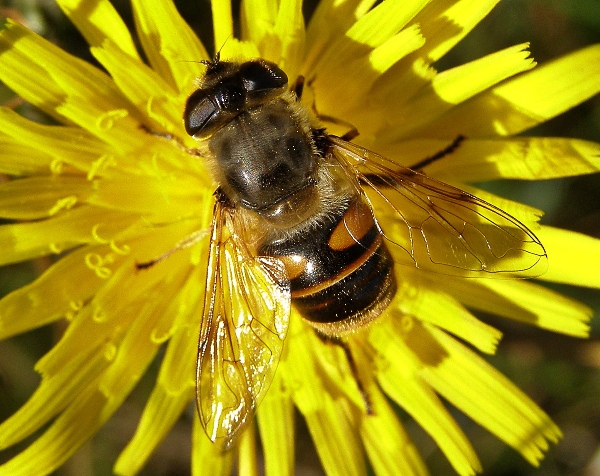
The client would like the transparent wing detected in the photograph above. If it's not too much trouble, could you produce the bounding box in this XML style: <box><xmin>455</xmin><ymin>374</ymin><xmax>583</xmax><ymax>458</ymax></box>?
<box><xmin>197</xmin><ymin>196</ymin><xmax>291</xmax><ymax>448</ymax></box>
<box><xmin>328</xmin><ymin>136</ymin><xmax>547</xmax><ymax>277</ymax></box>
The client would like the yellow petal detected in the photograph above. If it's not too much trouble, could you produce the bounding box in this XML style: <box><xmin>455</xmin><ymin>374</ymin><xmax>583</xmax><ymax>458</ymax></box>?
<box><xmin>426</xmin><ymin>44</ymin><xmax>600</xmax><ymax>138</ymax></box>
<box><xmin>458</xmin><ymin>183</ymin><xmax>545</xmax><ymax>227</ymax></box>
<box><xmin>334</xmin><ymin>0</ymin><xmax>424</xmax><ymax>59</ymax></box>
<box><xmin>131</xmin><ymin>0</ymin><xmax>208</xmax><ymax>91</ymax></box>
<box><xmin>423</xmin><ymin>326</ymin><xmax>562</xmax><ymax>466</ymax></box>
<box><xmin>54</xmin><ymin>97</ymin><xmax>143</xmax><ymax>153</ymax></box>
<box><xmin>115</xmin><ymin>385</ymin><xmax>194</xmax><ymax>475</ymax></box>
<box><xmin>36</xmin><ymin>231</ymin><xmax>197</xmax><ymax>379</ymax></box>
<box><xmin>117</xmin><ymin>322</ymin><xmax>199</xmax><ymax>475</ymax></box>
<box><xmin>0</xmin><ymin>107</ymin><xmax>107</xmax><ymax>175</ymax></box>
<box><xmin>191</xmin><ymin>417</ymin><xmax>234</xmax><ymax>476</ymax></box>
<box><xmin>241</xmin><ymin>0</ymin><xmax>306</xmax><ymax>70</ymax></box>
<box><xmin>537</xmin><ymin>225</ymin><xmax>600</xmax><ymax>289</ymax></box>
<box><xmin>0</xmin><ymin>176</ymin><xmax>91</xmax><ymax>220</ymax></box>
<box><xmin>157</xmin><ymin>324</ymin><xmax>197</xmax><ymax>392</ymax></box>
<box><xmin>0</xmin><ymin>137</ymin><xmax>54</xmax><ymax>176</ymax></box>
<box><xmin>303</xmin><ymin>399</ymin><xmax>366</xmax><ymax>476</ymax></box>
<box><xmin>483</xmin><ymin>280</ymin><xmax>591</xmax><ymax>336</ymax></box>
<box><xmin>0</xmin><ymin>388</ymin><xmax>119</xmax><ymax>476</ymax></box>
<box><xmin>238</xmin><ymin>425</ymin><xmax>259</xmax><ymax>476</ymax></box>
<box><xmin>88</xmin><ymin>173</ymin><xmax>208</xmax><ymax>221</ymax></box>
<box><xmin>383</xmin><ymin>137</ymin><xmax>600</xmax><ymax>182</ymax></box>
<box><xmin>307</xmin><ymin>0</ymin><xmax>428</xmax><ymax>77</ymax></box>
<box><xmin>0</xmin><ymin>22</ymin><xmax>68</xmax><ymax>122</ymax></box>
<box><xmin>392</xmin><ymin>275</ymin><xmax>503</xmax><ymax>354</ymax></box>
<box><xmin>410</xmin><ymin>0</ymin><xmax>500</xmax><ymax>63</ymax></box>
<box><xmin>0</xmin><ymin>344</ymin><xmax>110</xmax><ymax>449</ymax></box>
<box><xmin>313</xmin><ymin>25</ymin><xmax>425</xmax><ymax>117</ymax></box>
<box><xmin>283</xmin><ymin>318</ymin><xmax>366</xmax><ymax>475</ymax></box>
<box><xmin>151</xmin><ymin>264</ymin><xmax>207</xmax><ymax>355</ymax></box>
<box><xmin>280</xmin><ymin>319</ymin><xmax>325</xmax><ymax>413</ymax></box>
<box><xmin>374</xmin><ymin>43</ymin><xmax>535</xmax><ymax>141</ymax></box>
<box><xmin>241</xmin><ymin>0</ymin><xmax>278</xmax><ymax>45</ymax></box>
<box><xmin>345</xmin><ymin>0</ymin><xmax>424</xmax><ymax>47</ymax></box>
<box><xmin>220</xmin><ymin>38</ymin><xmax>263</xmax><ymax>62</ymax></box>
<box><xmin>304</xmin><ymin>0</ymin><xmax>376</xmax><ymax>74</ymax></box>
<box><xmin>98</xmin><ymin>288</ymin><xmax>175</xmax><ymax>401</ymax></box>
<box><xmin>308</xmin><ymin>0</ymin><xmax>428</xmax><ymax>119</ymax></box>
<box><xmin>356</xmin><ymin>0</ymin><xmax>502</xmax><ymax>129</ymax></box>
<box><xmin>14</xmin><ymin>260</ymin><xmax>182</xmax><ymax>472</ymax></box>
<box><xmin>34</xmin><ymin>292</ymin><xmax>130</xmax><ymax>380</ymax></box>
<box><xmin>211</xmin><ymin>0</ymin><xmax>234</xmax><ymax>51</ymax></box>
<box><xmin>368</xmin><ymin>25</ymin><xmax>426</xmax><ymax>76</ymax></box>
<box><xmin>359</xmin><ymin>379</ymin><xmax>429</xmax><ymax>476</ymax></box>
<box><xmin>91</xmin><ymin>40</ymin><xmax>183</xmax><ymax>132</ymax></box>
<box><xmin>0</xmin><ymin>206</ymin><xmax>137</xmax><ymax>265</ymax></box>
<box><xmin>438</xmin><ymin>277</ymin><xmax>591</xmax><ymax>337</ymax></box>
<box><xmin>273</xmin><ymin>0</ymin><xmax>306</xmax><ymax>77</ymax></box>
<box><xmin>257</xmin><ymin>372</ymin><xmax>295</xmax><ymax>476</ymax></box>
<box><xmin>0</xmin><ymin>245</ymin><xmax>110</xmax><ymax>338</ymax></box>
<box><xmin>458</xmin><ymin>137</ymin><xmax>600</xmax><ymax>181</ymax></box>
<box><xmin>0</xmin><ymin>21</ymin><xmax>131</xmax><ymax>125</ymax></box>
<box><xmin>56</xmin><ymin>0</ymin><xmax>140</xmax><ymax>58</ymax></box>
<box><xmin>370</xmin><ymin>316</ymin><xmax>482</xmax><ymax>475</ymax></box>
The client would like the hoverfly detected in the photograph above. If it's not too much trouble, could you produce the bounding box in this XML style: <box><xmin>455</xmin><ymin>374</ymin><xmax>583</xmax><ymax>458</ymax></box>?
<box><xmin>180</xmin><ymin>57</ymin><xmax>546</xmax><ymax>447</ymax></box>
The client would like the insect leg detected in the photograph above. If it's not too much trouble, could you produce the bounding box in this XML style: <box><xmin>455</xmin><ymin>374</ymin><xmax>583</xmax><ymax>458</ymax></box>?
<box><xmin>291</xmin><ymin>75</ymin><xmax>305</xmax><ymax>99</ymax></box>
<box><xmin>316</xmin><ymin>332</ymin><xmax>373</xmax><ymax>415</ymax></box>
<box><xmin>136</xmin><ymin>230</ymin><xmax>207</xmax><ymax>270</ymax></box>
<box><xmin>139</xmin><ymin>124</ymin><xmax>202</xmax><ymax>156</ymax></box>
<box><xmin>410</xmin><ymin>134</ymin><xmax>466</xmax><ymax>171</ymax></box>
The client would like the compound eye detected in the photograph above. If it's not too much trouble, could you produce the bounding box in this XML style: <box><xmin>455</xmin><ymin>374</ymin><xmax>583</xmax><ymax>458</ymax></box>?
<box><xmin>240</xmin><ymin>60</ymin><xmax>288</xmax><ymax>96</ymax></box>
<box><xmin>184</xmin><ymin>84</ymin><xmax>245</xmax><ymax>137</ymax></box>
<box><xmin>183</xmin><ymin>89</ymin><xmax>217</xmax><ymax>137</ymax></box>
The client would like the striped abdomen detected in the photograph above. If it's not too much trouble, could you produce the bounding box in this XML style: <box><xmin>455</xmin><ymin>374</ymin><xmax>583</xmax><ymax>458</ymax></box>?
<box><xmin>259</xmin><ymin>194</ymin><xmax>396</xmax><ymax>334</ymax></box>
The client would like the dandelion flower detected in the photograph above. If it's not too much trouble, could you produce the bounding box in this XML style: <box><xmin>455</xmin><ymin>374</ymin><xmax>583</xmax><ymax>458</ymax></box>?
<box><xmin>1</xmin><ymin>0</ymin><xmax>599</xmax><ymax>475</ymax></box>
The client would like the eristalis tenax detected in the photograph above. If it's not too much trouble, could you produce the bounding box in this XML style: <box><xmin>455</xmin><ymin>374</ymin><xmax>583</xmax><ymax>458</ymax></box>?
<box><xmin>142</xmin><ymin>56</ymin><xmax>547</xmax><ymax>448</ymax></box>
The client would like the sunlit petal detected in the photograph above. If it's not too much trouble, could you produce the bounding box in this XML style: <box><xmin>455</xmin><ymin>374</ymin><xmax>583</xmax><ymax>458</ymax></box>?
<box><xmin>131</xmin><ymin>0</ymin><xmax>208</xmax><ymax>90</ymax></box>
<box><xmin>55</xmin><ymin>0</ymin><xmax>140</xmax><ymax>57</ymax></box>
<box><xmin>426</xmin><ymin>44</ymin><xmax>600</xmax><ymax>137</ymax></box>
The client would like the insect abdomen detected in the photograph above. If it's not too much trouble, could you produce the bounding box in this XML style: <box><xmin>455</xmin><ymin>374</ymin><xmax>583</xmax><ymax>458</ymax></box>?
<box><xmin>260</xmin><ymin>195</ymin><xmax>396</xmax><ymax>334</ymax></box>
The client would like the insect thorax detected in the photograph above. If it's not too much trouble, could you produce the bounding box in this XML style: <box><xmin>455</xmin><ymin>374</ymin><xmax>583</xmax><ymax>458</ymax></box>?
<box><xmin>207</xmin><ymin>98</ymin><xmax>319</xmax><ymax>220</ymax></box>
